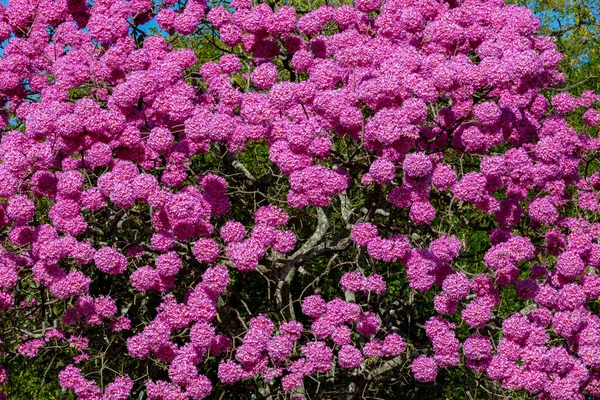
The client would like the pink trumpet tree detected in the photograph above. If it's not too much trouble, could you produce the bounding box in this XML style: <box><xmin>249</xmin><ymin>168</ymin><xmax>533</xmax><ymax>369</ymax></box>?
<box><xmin>0</xmin><ymin>0</ymin><xmax>599</xmax><ymax>398</ymax></box>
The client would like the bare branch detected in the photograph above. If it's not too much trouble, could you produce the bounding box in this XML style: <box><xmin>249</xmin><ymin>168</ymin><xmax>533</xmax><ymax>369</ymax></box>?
<box><xmin>290</xmin><ymin>207</ymin><xmax>329</xmax><ymax>260</ymax></box>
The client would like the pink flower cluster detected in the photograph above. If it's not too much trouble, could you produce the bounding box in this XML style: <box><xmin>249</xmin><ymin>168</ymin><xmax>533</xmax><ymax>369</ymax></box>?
<box><xmin>226</xmin><ymin>205</ymin><xmax>296</xmax><ymax>271</ymax></box>
<box><xmin>386</xmin><ymin>152</ymin><xmax>443</xmax><ymax>225</ymax></box>
<box><xmin>217</xmin><ymin>280</ymin><xmax>406</xmax><ymax>393</ymax></box>
<box><xmin>288</xmin><ymin>166</ymin><xmax>350</xmax><ymax>208</ymax></box>
<box><xmin>340</xmin><ymin>271</ymin><xmax>386</xmax><ymax>294</ymax></box>
<box><xmin>60</xmin><ymin>365</ymin><xmax>133</xmax><ymax>400</ymax></box>
<box><xmin>352</xmin><ymin>227</ymin><xmax>463</xmax><ymax>294</ymax></box>
<box><xmin>351</xmin><ymin>223</ymin><xmax>411</xmax><ymax>262</ymax></box>
<box><xmin>217</xmin><ymin>315</ymin><xmax>301</xmax><ymax>385</ymax></box>
<box><xmin>63</xmin><ymin>295</ymin><xmax>120</xmax><ymax>326</ymax></box>
<box><xmin>28</xmin><ymin>227</ymin><xmax>94</xmax><ymax>299</ymax></box>
<box><xmin>120</xmin><ymin>265</ymin><xmax>230</xmax><ymax>399</ymax></box>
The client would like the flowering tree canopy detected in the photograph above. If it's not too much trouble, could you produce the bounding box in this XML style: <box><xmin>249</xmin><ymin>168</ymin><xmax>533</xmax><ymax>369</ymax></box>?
<box><xmin>0</xmin><ymin>0</ymin><xmax>600</xmax><ymax>398</ymax></box>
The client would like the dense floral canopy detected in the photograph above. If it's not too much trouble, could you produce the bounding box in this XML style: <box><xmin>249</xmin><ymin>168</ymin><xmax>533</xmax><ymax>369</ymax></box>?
<box><xmin>1</xmin><ymin>0</ymin><xmax>600</xmax><ymax>398</ymax></box>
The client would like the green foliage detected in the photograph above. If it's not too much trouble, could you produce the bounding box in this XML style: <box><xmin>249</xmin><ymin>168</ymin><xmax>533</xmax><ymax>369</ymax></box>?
<box><xmin>5</xmin><ymin>356</ymin><xmax>75</xmax><ymax>400</ymax></box>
